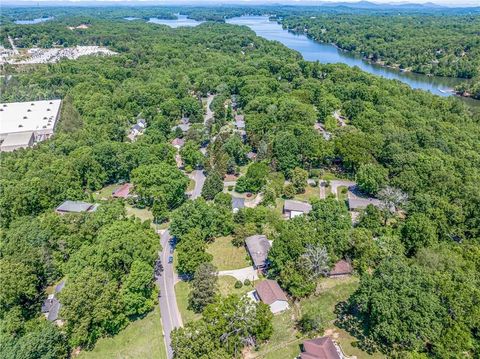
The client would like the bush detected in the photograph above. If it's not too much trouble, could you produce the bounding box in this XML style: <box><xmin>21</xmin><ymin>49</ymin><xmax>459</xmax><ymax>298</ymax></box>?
<box><xmin>297</xmin><ymin>312</ymin><xmax>325</xmax><ymax>334</ymax></box>
<box><xmin>283</xmin><ymin>184</ymin><xmax>295</xmax><ymax>199</ymax></box>
<box><xmin>234</xmin><ymin>280</ymin><xmax>243</xmax><ymax>289</ymax></box>
<box><xmin>243</xmin><ymin>279</ymin><xmax>251</xmax><ymax>286</ymax></box>
<box><xmin>228</xmin><ymin>185</ymin><xmax>234</xmax><ymax>191</ymax></box>
<box><xmin>184</xmin><ymin>165</ymin><xmax>193</xmax><ymax>173</ymax></box>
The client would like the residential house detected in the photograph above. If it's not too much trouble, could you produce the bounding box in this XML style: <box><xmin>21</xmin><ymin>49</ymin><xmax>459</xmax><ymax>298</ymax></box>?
<box><xmin>329</xmin><ymin>260</ymin><xmax>353</xmax><ymax>277</ymax></box>
<box><xmin>253</xmin><ymin>279</ymin><xmax>289</xmax><ymax>314</ymax></box>
<box><xmin>112</xmin><ymin>183</ymin><xmax>133</xmax><ymax>199</ymax></box>
<box><xmin>41</xmin><ymin>280</ymin><xmax>66</xmax><ymax>324</ymax></box>
<box><xmin>171</xmin><ymin>123</ymin><xmax>190</xmax><ymax>134</ymax></box>
<box><xmin>245</xmin><ymin>234</ymin><xmax>271</xmax><ymax>270</ymax></box>
<box><xmin>171</xmin><ymin>137</ymin><xmax>185</xmax><ymax>149</ymax></box>
<box><xmin>234</xmin><ymin>115</ymin><xmax>245</xmax><ymax>129</ymax></box>
<box><xmin>56</xmin><ymin>200</ymin><xmax>98</xmax><ymax>214</ymax></box>
<box><xmin>127</xmin><ymin>118</ymin><xmax>146</xmax><ymax>141</ymax></box>
<box><xmin>232</xmin><ymin>196</ymin><xmax>245</xmax><ymax>213</ymax></box>
<box><xmin>283</xmin><ymin>200</ymin><xmax>312</xmax><ymax>218</ymax></box>
<box><xmin>301</xmin><ymin>336</ymin><xmax>343</xmax><ymax>359</ymax></box>
<box><xmin>347</xmin><ymin>196</ymin><xmax>382</xmax><ymax>211</ymax></box>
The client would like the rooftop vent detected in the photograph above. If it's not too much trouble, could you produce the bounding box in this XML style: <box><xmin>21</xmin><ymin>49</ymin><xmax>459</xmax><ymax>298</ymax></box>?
<box><xmin>47</xmin><ymin>108</ymin><xmax>51</xmax><ymax>111</ymax></box>
<box><xmin>27</xmin><ymin>109</ymin><xmax>32</xmax><ymax>112</ymax></box>
<box><xmin>18</xmin><ymin>124</ymin><xmax>23</xmax><ymax>128</ymax></box>
<box><xmin>49</xmin><ymin>101</ymin><xmax>53</xmax><ymax>104</ymax></box>
<box><xmin>43</xmin><ymin>117</ymin><xmax>47</xmax><ymax>120</ymax></box>
<box><xmin>23</xmin><ymin>116</ymin><xmax>27</xmax><ymax>119</ymax></box>
<box><xmin>3</xmin><ymin>104</ymin><xmax>7</xmax><ymax>107</ymax></box>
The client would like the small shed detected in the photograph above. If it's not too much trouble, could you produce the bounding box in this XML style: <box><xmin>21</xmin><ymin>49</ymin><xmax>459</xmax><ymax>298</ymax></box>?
<box><xmin>245</xmin><ymin>234</ymin><xmax>271</xmax><ymax>270</ymax></box>
<box><xmin>329</xmin><ymin>260</ymin><xmax>353</xmax><ymax>277</ymax></box>
<box><xmin>254</xmin><ymin>279</ymin><xmax>289</xmax><ymax>314</ymax></box>
<box><xmin>283</xmin><ymin>200</ymin><xmax>312</xmax><ymax>218</ymax></box>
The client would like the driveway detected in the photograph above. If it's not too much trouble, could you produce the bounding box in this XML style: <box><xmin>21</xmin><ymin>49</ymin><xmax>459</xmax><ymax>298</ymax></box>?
<box><xmin>189</xmin><ymin>170</ymin><xmax>206</xmax><ymax>199</ymax></box>
<box><xmin>156</xmin><ymin>230</ymin><xmax>183</xmax><ymax>359</ymax></box>
<box><xmin>218</xmin><ymin>266</ymin><xmax>259</xmax><ymax>282</ymax></box>
<box><xmin>204</xmin><ymin>94</ymin><xmax>215</xmax><ymax>125</ymax></box>
<box><xmin>330</xmin><ymin>180</ymin><xmax>356</xmax><ymax>199</ymax></box>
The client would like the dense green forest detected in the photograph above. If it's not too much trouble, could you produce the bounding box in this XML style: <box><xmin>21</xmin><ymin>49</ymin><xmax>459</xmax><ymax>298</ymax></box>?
<box><xmin>280</xmin><ymin>14</ymin><xmax>480</xmax><ymax>79</ymax></box>
<box><xmin>1</xmin><ymin>8</ymin><xmax>480</xmax><ymax>359</ymax></box>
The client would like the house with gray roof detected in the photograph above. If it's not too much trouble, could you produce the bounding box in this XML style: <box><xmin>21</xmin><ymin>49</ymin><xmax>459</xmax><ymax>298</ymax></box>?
<box><xmin>245</xmin><ymin>234</ymin><xmax>271</xmax><ymax>270</ymax></box>
<box><xmin>283</xmin><ymin>200</ymin><xmax>312</xmax><ymax>218</ymax></box>
<box><xmin>56</xmin><ymin>200</ymin><xmax>98</xmax><ymax>214</ymax></box>
<box><xmin>348</xmin><ymin>197</ymin><xmax>382</xmax><ymax>211</ymax></box>
<box><xmin>232</xmin><ymin>196</ymin><xmax>245</xmax><ymax>213</ymax></box>
<box><xmin>41</xmin><ymin>280</ymin><xmax>65</xmax><ymax>323</ymax></box>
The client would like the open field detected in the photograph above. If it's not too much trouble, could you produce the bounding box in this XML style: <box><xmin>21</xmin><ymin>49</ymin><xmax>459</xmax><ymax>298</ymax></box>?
<box><xmin>93</xmin><ymin>184</ymin><xmax>120</xmax><ymax>200</ymax></box>
<box><xmin>207</xmin><ymin>236</ymin><xmax>250</xmax><ymax>271</ymax></box>
<box><xmin>218</xmin><ymin>275</ymin><xmax>256</xmax><ymax>297</ymax></box>
<box><xmin>77</xmin><ymin>306</ymin><xmax>166</xmax><ymax>359</ymax></box>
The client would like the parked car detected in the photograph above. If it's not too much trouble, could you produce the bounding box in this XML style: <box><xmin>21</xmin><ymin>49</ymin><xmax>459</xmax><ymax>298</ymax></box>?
<box><xmin>169</xmin><ymin>246</ymin><xmax>174</xmax><ymax>254</ymax></box>
<box><xmin>168</xmin><ymin>256</ymin><xmax>174</xmax><ymax>264</ymax></box>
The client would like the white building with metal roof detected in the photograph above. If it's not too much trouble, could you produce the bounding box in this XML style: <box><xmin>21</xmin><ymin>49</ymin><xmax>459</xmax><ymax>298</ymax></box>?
<box><xmin>0</xmin><ymin>99</ymin><xmax>61</xmax><ymax>151</ymax></box>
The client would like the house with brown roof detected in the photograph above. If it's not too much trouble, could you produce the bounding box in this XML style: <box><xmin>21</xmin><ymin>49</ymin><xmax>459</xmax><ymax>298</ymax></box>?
<box><xmin>301</xmin><ymin>336</ymin><xmax>342</xmax><ymax>359</ymax></box>
<box><xmin>171</xmin><ymin>137</ymin><xmax>185</xmax><ymax>149</ymax></box>
<box><xmin>253</xmin><ymin>279</ymin><xmax>289</xmax><ymax>314</ymax></box>
<box><xmin>329</xmin><ymin>260</ymin><xmax>353</xmax><ymax>277</ymax></box>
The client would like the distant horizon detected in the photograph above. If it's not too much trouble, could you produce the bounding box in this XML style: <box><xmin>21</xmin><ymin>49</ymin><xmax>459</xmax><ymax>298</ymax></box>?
<box><xmin>3</xmin><ymin>0</ymin><xmax>480</xmax><ymax>7</ymax></box>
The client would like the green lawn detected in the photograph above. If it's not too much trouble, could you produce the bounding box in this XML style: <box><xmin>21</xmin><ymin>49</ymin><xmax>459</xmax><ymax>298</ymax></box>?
<box><xmin>207</xmin><ymin>236</ymin><xmax>250</xmax><ymax>271</ymax></box>
<box><xmin>77</xmin><ymin>306</ymin><xmax>166</xmax><ymax>359</ymax></box>
<box><xmin>252</xmin><ymin>309</ymin><xmax>300</xmax><ymax>359</ymax></box>
<box><xmin>93</xmin><ymin>184</ymin><xmax>121</xmax><ymax>201</ymax></box>
<box><xmin>125</xmin><ymin>204</ymin><xmax>154</xmax><ymax>222</ymax></box>
<box><xmin>294</xmin><ymin>185</ymin><xmax>320</xmax><ymax>202</ymax></box>
<box><xmin>174</xmin><ymin>281</ymin><xmax>201</xmax><ymax>324</ymax></box>
<box><xmin>218</xmin><ymin>275</ymin><xmax>256</xmax><ymax>297</ymax></box>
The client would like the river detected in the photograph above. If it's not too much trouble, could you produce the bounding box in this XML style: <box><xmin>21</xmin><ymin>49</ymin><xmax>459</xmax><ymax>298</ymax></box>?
<box><xmin>226</xmin><ymin>16</ymin><xmax>475</xmax><ymax>99</ymax></box>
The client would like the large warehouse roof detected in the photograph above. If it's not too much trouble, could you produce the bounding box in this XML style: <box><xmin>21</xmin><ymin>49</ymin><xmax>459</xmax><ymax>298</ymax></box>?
<box><xmin>0</xmin><ymin>99</ymin><xmax>61</xmax><ymax>136</ymax></box>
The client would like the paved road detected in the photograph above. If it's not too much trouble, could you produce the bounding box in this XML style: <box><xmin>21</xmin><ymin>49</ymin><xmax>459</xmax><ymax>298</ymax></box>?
<box><xmin>190</xmin><ymin>170</ymin><xmax>206</xmax><ymax>199</ymax></box>
<box><xmin>156</xmin><ymin>230</ymin><xmax>183</xmax><ymax>359</ymax></box>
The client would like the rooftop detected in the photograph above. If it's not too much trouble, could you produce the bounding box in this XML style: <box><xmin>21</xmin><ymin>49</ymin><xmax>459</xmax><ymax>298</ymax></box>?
<box><xmin>330</xmin><ymin>260</ymin><xmax>353</xmax><ymax>276</ymax></box>
<box><xmin>232</xmin><ymin>196</ymin><xmax>245</xmax><ymax>210</ymax></box>
<box><xmin>348</xmin><ymin>196</ymin><xmax>382</xmax><ymax>210</ymax></box>
<box><xmin>0</xmin><ymin>131</ymin><xmax>34</xmax><ymax>149</ymax></box>
<box><xmin>0</xmin><ymin>99</ymin><xmax>61</xmax><ymax>136</ymax></box>
<box><xmin>301</xmin><ymin>337</ymin><xmax>341</xmax><ymax>359</ymax></box>
<box><xmin>255</xmin><ymin>279</ymin><xmax>288</xmax><ymax>305</ymax></box>
<box><xmin>112</xmin><ymin>183</ymin><xmax>132</xmax><ymax>199</ymax></box>
<box><xmin>284</xmin><ymin>199</ymin><xmax>312</xmax><ymax>214</ymax></box>
<box><xmin>245</xmin><ymin>234</ymin><xmax>271</xmax><ymax>268</ymax></box>
<box><xmin>56</xmin><ymin>200</ymin><xmax>98</xmax><ymax>213</ymax></box>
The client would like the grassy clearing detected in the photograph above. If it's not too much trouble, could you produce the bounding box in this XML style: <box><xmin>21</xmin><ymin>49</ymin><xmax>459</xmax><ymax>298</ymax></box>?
<box><xmin>174</xmin><ymin>281</ymin><xmax>201</xmax><ymax>324</ymax></box>
<box><xmin>217</xmin><ymin>275</ymin><xmax>256</xmax><ymax>297</ymax></box>
<box><xmin>253</xmin><ymin>310</ymin><xmax>299</xmax><ymax>359</ymax></box>
<box><xmin>253</xmin><ymin>276</ymin><xmax>384</xmax><ymax>359</ymax></box>
<box><xmin>93</xmin><ymin>184</ymin><xmax>120</xmax><ymax>201</ymax></box>
<box><xmin>207</xmin><ymin>236</ymin><xmax>250</xmax><ymax>271</ymax></box>
<box><xmin>125</xmin><ymin>204</ymin><xmax>154</xmax><ymax>222</ymax></box>
<box><xmin>337</xmin><ymin>185</ymin><xmax>348</xmax><ymax>203</ymax></box>
<box><xmin>294</xmin><ymin>185</ymin><xmax>320</xmax><ymax>202</ymax></box>
<box><xmin>77</xmin><ymin>306</ymin><xmax>166</xmax><ymax>359</ymax></box>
